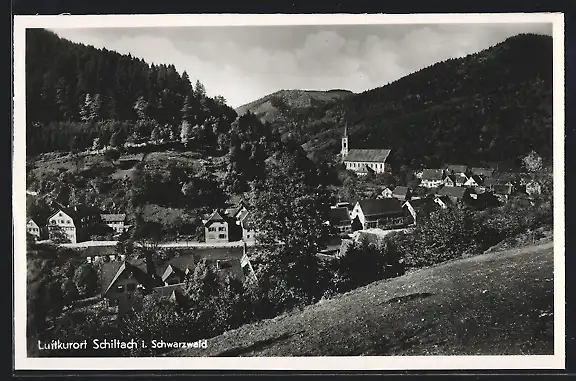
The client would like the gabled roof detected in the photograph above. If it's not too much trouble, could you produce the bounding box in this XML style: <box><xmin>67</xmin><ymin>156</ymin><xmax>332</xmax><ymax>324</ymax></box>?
<box><xmin>328</xmin><ymin>207</ymin><xmax>351</xmax><ymax>224</ymax></box>
<box><xmin>161</xmin><ymin>264</ymin><xmax>186</xmax><ymax>282</ymax></box>
<box><xmin>101</xmin><ymin>213</ymin><xmax>126</xmax><ymax>223</ymax></box>
<box><xmin>437</xmin><ymin>186</ymin><xmax>471</xmax><ymax>199</ymax></box>
<box><xmin>421</xmin><ymin>169</ymin><xmax>445</xmax><ymax>181</ymax></box>
<box><xmin>27</xmin><ymin>219</ymin><xmax>39</xmax><ymax>227</ymax></box>
<box><xmin>204</xmin><ymin>210</ymin><xmax>229</xmax><ymax>227</ymax></box>
<box><xmin>48</xmin><ymin>205</ymin><xmax>101</xmax><ymax>222</ymax></box>
<box><xmin>357</xmin><ymin>198</ymin><xmax>404</xmax><ymax>217</ymax></box>
<box><xmin>471</xmin><ymin>167</ymin><xmax>495</xmax><ymax>177</ymax></box>
<box><xmin>344</xmin><ymin>149</ymin><xmax>391</xmax><ymax>163</ymax></box>
<box><xmin>103</xmin><ymin>261</ymin><xmax>151</xmax><ymax>295</ymax></box>
<box><xmin>445</xmin><ymin>164</ymin><xmax>468</xmax><ymax>174</ymax></box>
<box><xmin>392</xmin><ymin>186</ymin><xmax>410</xmax><ymax>197</ymax></box>
<box><xmin>405</xmin><ymin>197</ymin><xmax>438</xmax><ymax>211</ymax></box>
<box><xmin>466</xmin><ymin>175</ymin><xmax>484</xmax><ymax>185</ymax></box>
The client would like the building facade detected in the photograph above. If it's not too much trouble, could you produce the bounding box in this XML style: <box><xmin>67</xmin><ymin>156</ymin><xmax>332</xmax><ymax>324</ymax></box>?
<box><xmin>26</xmin><ymin>219</ymin><xmax>41</xmax><ymax>240</ymax></box>
<box><xmin>204</xmin><ymin>210</ymin><xmax>230</xmax><ymax>243</ymax></box>
<box><xmin>47</xmin><ymin>209</ymin><xmax>78</xmax><ymax>243</ymax></box>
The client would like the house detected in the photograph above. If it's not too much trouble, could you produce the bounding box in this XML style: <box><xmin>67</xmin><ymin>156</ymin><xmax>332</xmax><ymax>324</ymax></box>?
<box><xmin>47</xmin><ymin>206</ymin><xmax>99</xmax><ymax>244</ymax></box>
<box><xmin>26</xmin><ymin>219</ymin><xmax>41</xmax><ymax>240</ymax></box>
<box><xmin>470</xmin><ymin>167</ymin><xmax>495</xmax><ymax>178</ymax></box>
<box><xmin>341</xmin><ymin>124</ymin><xmax>391</xmax><ymax>175</ymax></box>
<box><xmin>327</xmin><ymin>207</ymin><xmax>353</xmax><ymax>234</ymax></box>
<box><xmin>203</xmin><ymin>210</ymin><xmax>232</xmax><ymax>243</ymax></box>
<box><xmin>420</xmin><ymin>169</ymin><xmax>446</xmax><ymax>188</ymax></box>
<box><xmin>436</xmin><ymin>186</ymin><xmax>476</xmax><ymax>205</ymax></box>
<box><xmin>380</xmin><ymin>187</ymin><xmax>393</xmax><ymax>198</ymax></box>
<box><xmin>525</xmin><ymin>180</ymin><xmax>542</xmax><ymax>197</ymax></box>
<box><xmin>483</xmin><ymin>177</ymin><xmax>514</xmax><ymax>192</ymax></box>
<box><xmin>444</xmin><ymin>173</ymin><xmax>468</xmax><ymax>187</ymax></box>
<box><xmin>464</xmin><ymin>175</ymin><xmax>484</xmax><ymax>188</ymax></box>
<box><xmin>228</xmin><ymin>201</ymin><xmax>256</xmax><ymax>242</ymax></box>
<box><xmin>100</xmin><ymin>213</ymin><xmax>128</xmax><ymax>234</ymax></box>
<box><xmin>102</xmin><ymin>260</ymin><xmax>160</xmax><ymax>316</ymax></box>
<box><xmin>445</xmin><ymin>165</ymin><xmax>469</xmax><ymax>175</ymax></box>
<box><xmin>403</xmin><ymin>197</ymin><xmax>440</xmax><ymax>225</ymax></box>
<box><xmin>350</xmin><ymin>198</ymin><xmax>411</xmax><ymax>230</ymax></box>
<box><xmin>161</xmin><ymin>264</ymin><xmax>187</xmax><ymax>286</ymax></box>
<box><xmin>492</xmin><ymin>184</ymin><xmax>513</xmax><ymax>202</ymax></box>
<box><xmin>392</xmin><ymin>186</ymin><xmax>412</xmax><ymax>202</ymax></box>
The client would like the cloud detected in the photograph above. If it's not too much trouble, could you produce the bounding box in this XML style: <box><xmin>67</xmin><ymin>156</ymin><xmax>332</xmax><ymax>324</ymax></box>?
<box><xmin>49</xmin><ymin>23</ymin><xmax>552</xmax><ymax>108</ymax></box>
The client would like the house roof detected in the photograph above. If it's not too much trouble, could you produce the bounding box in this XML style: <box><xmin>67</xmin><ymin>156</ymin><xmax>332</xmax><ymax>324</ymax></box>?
<box><xmin>437</xmin><ymin>186</ymin><xmax>471</xmax><ymax>199</ymax></box>
<box><xmin>405</xmin><ymin>197</ymin><xmax>438</xmax><ymax>211</ymax></box>
<box><xmin>344</xmin><ymin>149</ymin><xmax>391</xmax><ymax>163</ymax></box>
<box><xmin>103</xmin><ymin>261</ymin><xmax>152</xmax><ymax>295</ymax></box>
<box><xmin>27</xmin><ymin>219</ymin><xmax>39</xmax><ymax>227</ymax></box>
<box><xmin>161</xmin><ymin>264</ymin><xmax>186</xmax><ymax>282</ymax></box>
<box><xmin>421</xmin><ymin>169</ymin><xmax>445</xmax><ymax>181</ymax></box>
<box><xmin>392</xmin><ymin>186</ymin><xmax>410</xmax><ymax>197</ymax></box>
<box><xmin>466</xmin><ymin>175</ymin><xmax>484</xmax><ymax>185</ymax></box>
<box><xmin>328</xmin><ymin>207</ymin><xmax>351</xmax><ymax>224</ymax></box>
<box><xmin>48</xmin><ymin>205</ymin><xmax>100</xmax><ymax>222</ymax></box>
<box><xmin>471</xmin><ymin>167</ymin><xmax>495</xmax><ymax>177</ymax></box>
<box><xmin>445</xmin><ymin>164</ymin><xmax>468</xmax><ymax>173</ymax></box>
<box><xmin>101</xmin><ymin>213</ymin><xmax>126</xmax><ymax>223</ymax></box>
<box><xmin>357</xmin><ymin>198</ymin><xmax>404</xmax><ymax>217</ymax></box>
<box><xmin>204</xmin><ymin>210</ymin><xmax>230</xmax><ymax>227</ymax></box>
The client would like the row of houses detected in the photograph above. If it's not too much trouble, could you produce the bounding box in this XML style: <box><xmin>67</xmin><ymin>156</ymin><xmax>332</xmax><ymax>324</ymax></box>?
<box><xmin>27</xmin><ymin>199</ymin><xmax>258</xmax><ymax>246</ymax></box>
<box><xmin>416</xmin><ymin>165</ymin><xmax>542</xmax><ymax>196</ymax></box>
<box><xmin>27</xmin><ymin>206</ymin><xmax>129</xmax><ymax>244</ymax></box>
<box><xmin>327</xmin><ymin>172</ymin><xmax>544</xmax><ymax>235</ymax></box>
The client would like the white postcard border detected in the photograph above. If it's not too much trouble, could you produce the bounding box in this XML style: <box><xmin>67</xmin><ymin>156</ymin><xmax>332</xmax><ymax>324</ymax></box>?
<box><xmin>12</xmin><ymin>12</ymin><xmax>566</xmax><ymax>371</ymax></box>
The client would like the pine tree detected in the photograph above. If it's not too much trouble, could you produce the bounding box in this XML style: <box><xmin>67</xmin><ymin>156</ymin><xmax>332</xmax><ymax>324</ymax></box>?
<box><xmin>79</xmin><ymin>93</ymin><xmax>93</xmax><ymax>122</ymax></box>
<box><xmin>133</xmin><ymin>96</ymin><xmax>148</xmax><ymax>121</ymax></box>
<box><xmin>89</xmin><ymin>94</ymin><xmax>102</xmax><ymax>122</ymax></box>
<box><xmin>181</xmin><ymin>93</ymin><xmax>194</xmax><ymax>124</ymax></box>
<box><xmin>55</xmin><ymin>77</ymin><xmax>72</xmax><ymax>121</ymax></box>
<box><xmin>194</xmin><ymin>80</ymin><xmax>207</xmax><ymax>99</ymax></box>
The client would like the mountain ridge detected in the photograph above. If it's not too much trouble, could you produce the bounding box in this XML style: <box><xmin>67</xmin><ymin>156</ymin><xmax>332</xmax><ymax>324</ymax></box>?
<box><xmin>237</xmin><ymin>33</ymin><xmax>553</xmax><ymax>169</ymax></box>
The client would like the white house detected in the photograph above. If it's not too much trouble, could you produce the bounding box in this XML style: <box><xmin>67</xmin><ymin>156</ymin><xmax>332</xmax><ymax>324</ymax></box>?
<box><xmin>47</xmin><ymin>208</ymin><xmax>78</xmax><ymax>243</ymax></box>
<box><xmin>420</xmin><ymin>169</ymin><xmax>446</xmax><ymax>188</ymax></box>
<box><xmin>101</xmin><ymin>213</ymin><xmax>128</xmax><ymax>233</ymax></box>
<box><xmin>203</xmin><ymin>210</ymin><xmax>230</xmax><ymax>243</ymax></box>
<box><xmin>26</xmin><ymin>219</ymin><xmax>41</xmax><ymax>240</ymax></box>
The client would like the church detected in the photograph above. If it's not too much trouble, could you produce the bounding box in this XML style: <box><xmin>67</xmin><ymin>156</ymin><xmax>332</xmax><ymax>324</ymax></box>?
<box><xmin>341</xmin><ymin>124</ymin><xmax>391</xmax><ymax>175</ymax></box>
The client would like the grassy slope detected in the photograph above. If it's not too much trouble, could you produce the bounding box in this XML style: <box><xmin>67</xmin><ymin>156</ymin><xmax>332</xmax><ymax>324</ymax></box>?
<box><xmin>171</xmin><ymin>241</ymin><xmax>554</xmax><ymax>357</ymax></box>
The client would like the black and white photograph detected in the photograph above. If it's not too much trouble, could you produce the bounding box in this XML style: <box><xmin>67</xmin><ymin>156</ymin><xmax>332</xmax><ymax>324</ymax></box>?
<box><xmin>13</xmin><ymin>13</ymin><xmax>564</xmax><ymax>370</ymax></box>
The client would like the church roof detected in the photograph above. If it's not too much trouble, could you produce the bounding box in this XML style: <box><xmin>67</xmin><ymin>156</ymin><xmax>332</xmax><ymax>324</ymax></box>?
<box><xmin>344</xmin><ymin>149</ymin><xmax>391</xmax><ymax>163</ymax></box>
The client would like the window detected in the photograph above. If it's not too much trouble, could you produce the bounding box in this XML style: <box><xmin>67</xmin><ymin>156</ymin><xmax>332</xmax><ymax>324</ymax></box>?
<box><xmin>67</xmin><ymin>220</ymin><xmax>71</xmax><ymax>224</ymax></box>
<box><xmin>218</xmin><ymin>234</ymin><xmax>226</xmax><ymax>239</ymax></box>
<box><xmin>218</xmin><ymin>226</ymin><xmax>226</xmax><ymax>231</ymax></box>
<box><xmin>116</xmin><ymin>285</ymin><xmax>125</xmax><ymax>293</ymax></box>
<box><xmin>208</xmin><ymin>227</ymin><xmax>216</xmax><ymax>232</ymax></box>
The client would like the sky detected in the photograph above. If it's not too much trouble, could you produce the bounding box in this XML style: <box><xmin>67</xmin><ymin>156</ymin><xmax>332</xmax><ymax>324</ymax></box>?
<box><xmin>50</xmin><ymin>23</ymin><xmax>552</xmax><ymax>109</ymax></box>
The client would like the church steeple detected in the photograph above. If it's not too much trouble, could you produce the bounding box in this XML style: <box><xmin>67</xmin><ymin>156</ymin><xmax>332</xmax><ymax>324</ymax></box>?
<box><xmin>341</xmin><ymin>123</ymin><xmax>349</xmax><ymax>157</ymax></box>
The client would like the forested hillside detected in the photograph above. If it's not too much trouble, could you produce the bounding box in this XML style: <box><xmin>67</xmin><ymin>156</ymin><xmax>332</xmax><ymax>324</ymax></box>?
<box><xmin>25</xmin><ymin>28</ymin><xmax>238</xmax><ymax>156</ymax></box>
<box><xmin>245</xmin><ymin>34</ymin><xmax>554</xmax><ymax>169</ymax></box>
